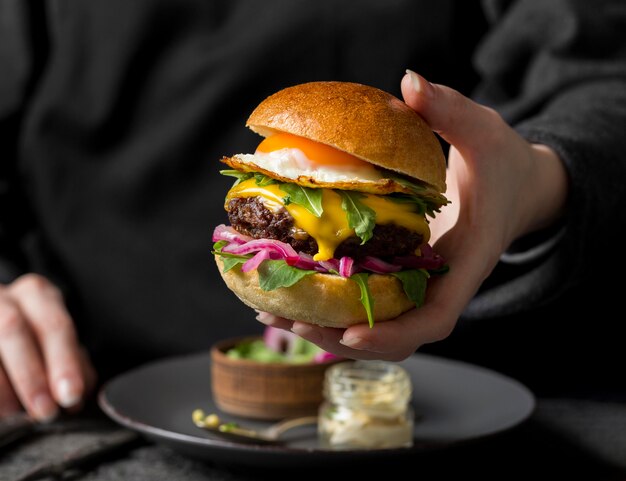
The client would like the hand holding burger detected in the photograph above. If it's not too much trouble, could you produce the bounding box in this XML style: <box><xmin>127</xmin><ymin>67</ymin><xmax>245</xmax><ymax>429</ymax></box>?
<box><xmin>213</xmin><ymin>80</ymin><xmax>449</xmax><ymax>328</ymax></box>
<box><xmin>255</xmin><ymin>71</ymin><xmax>569</xmax><ymax>362</ymax></box>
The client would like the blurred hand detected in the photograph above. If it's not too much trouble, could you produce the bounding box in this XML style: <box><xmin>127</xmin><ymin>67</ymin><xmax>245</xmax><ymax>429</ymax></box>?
<box><xmin>0</xmin><ymin>274</ymin><xmax>96</xmax><ymax>421</ymax></box>
<box><xmin>257</xmin><ymin>70</ymin><xmax>568</xmax><ymax>361</ymax></box>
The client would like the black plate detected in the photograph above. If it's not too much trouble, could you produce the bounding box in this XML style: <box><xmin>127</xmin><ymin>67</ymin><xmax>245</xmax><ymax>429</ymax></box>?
<box><xmin>98</xmin><ymin>352</ymin><xmax>535</xmax><ymax>468</ymax></box>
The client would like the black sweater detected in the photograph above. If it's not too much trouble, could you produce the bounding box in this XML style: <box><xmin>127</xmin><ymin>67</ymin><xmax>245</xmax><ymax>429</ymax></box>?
<box><xmin>1</xmin><ymin>0</ymin><xmax>626</xmax><ymax>395</ymax></box>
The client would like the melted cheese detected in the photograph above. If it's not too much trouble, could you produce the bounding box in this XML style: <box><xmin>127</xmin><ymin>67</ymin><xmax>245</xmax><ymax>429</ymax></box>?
<box><xmin>226</xmin><ymin>178</ymin><xmax>429</xmax><ymax>261</ymax></box>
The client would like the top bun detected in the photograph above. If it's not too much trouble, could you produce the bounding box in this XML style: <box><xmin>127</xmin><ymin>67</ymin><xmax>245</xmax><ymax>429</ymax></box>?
<box><xmin>247</xmin><ymin>81</ymin><xmax>446</xmax><ymax>193</ymax></box>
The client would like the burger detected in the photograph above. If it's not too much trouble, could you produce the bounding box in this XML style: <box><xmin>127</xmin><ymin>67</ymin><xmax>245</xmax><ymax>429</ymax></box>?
<box><xmin>212</xmin><ymin>81</ymin><xmax>448</xmax><ymax>328</ymax></box>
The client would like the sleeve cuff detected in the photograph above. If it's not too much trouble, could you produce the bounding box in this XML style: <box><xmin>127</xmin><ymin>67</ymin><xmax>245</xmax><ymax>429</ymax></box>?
<box><xmin>500</xmin><ymin>224</ymin><xmax>566</xmax><ymax>265</ymax></box>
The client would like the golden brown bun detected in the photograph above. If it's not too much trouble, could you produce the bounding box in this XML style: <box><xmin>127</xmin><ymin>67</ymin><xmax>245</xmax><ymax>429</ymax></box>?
<box><xmin>247</xmin><ymin>81</ymin><xmax>446</xmax><ymax>193</ymax></box>
<box><xmin>216</xmin><ymin>256</ymin><xmax>414</xmax><ymax>328</ymax></box>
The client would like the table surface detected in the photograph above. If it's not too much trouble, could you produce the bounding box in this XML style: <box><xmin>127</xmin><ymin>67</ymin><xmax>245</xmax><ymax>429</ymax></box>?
<box><xmin>1</xmin><ymin>398</ymin><xmax>626</xmax><ymax>481</ymax></box>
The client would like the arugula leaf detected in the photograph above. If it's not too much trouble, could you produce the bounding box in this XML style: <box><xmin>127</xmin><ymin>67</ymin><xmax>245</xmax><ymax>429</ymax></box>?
<box><xmin>384</xmin><ymin>171</ymin><xmax>449</xmax><ymax>216</ymax></box>
<box><xmin>212</xmin><ymin>240</ymin><xmax>228</xmax><ymax>252</ymax></box>
<box><xmin>391</xmin><ymin>269</ymin><xmax>429</xmax><ymax>308</ymax></box>
<box><xmin>212</xmin><ymin>241</ymin><xmax>252</xmax><ymax>272</ymax></box>
<box><xmin>350</xmin><ymin>272</ymin><xmax>375</xmax><ymax>328</ymax></box>
<box><xmin>220</xmin><ymin>256</ymin><xmax>248</xmax><ymax>272</ymax></box>
<box><xmin>429</xmin><ymin>264</ymin><xmax>450</xmax><ymax>275</ymax></box>
<box><xmin>337</xmin><ymin>191</ymin><xmax>376</xmax><ymax>244</ymax></box>
<box><xmin>219</xmin><ymin>170</ymin><xmax>253</xmax><ymax>185</ymax></box>
<box><xmin>257</xmin><ymin>260</ymin><xmax>316</xmax><ymax>291</ymax></box>
<box><xmin>213</xmin><ymin>242</ymin><xmax>316</xmax><ymax>286</ymax></box>
<box><xmin>279</xmin><ymin>184</ymin><xmax>324</xmax><ymax>217</ymax></box>
<box><xmin>218</xmin><ymin>170</ymin><xmax>277</xmax><ymax>188</ymax></box>
<box><xmin>387</xmin><ymin>193</ymin><xmax>428</xmax><ymax>216</ymax></box>
<box><xmin>254</xmin><ymin>173</ymin><xmax>277</xmax><ymax>186</ymax></box>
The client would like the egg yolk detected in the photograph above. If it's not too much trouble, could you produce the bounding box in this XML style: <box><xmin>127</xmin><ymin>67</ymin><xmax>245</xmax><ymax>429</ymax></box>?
<box><xmin>256</xmin><ymin>132</ymin><xmax>370</xmax><ymax>169</ymax></box>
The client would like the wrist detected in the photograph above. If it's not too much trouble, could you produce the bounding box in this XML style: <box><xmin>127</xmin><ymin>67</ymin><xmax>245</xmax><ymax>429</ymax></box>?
<box><xmin>520</xmin><ymin>144</ymin><xmax>569</xmax><ymax>237</ymax></box>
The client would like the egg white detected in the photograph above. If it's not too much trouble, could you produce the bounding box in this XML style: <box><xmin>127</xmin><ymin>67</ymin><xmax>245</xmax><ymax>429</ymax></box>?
<box><xmin>237</xmin><ymin>149</ymin><xmax>383</xmax><ymax>183</ymax></box>
<box><xmin>222</xmin><ymin>149</ymin><xmax>421</xmax><ymax>195</ymax></box>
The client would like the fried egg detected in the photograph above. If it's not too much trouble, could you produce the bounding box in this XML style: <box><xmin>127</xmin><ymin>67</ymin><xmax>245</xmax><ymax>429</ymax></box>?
<box><xmin>221</xmin><ymin>132</ymin><xmax>411</xmax><ymax>195</ymax></box>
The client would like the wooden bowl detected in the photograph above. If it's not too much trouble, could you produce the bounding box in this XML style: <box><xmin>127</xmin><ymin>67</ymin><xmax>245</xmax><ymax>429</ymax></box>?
<box><xmin>211</xmin><ymin>336</ymin><xmax>341</xmax><ymax>420</ymax></box>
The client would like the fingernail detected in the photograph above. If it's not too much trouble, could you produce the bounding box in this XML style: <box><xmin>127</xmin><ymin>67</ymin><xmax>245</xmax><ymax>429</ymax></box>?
<box><xmin>255</xmin><ymin>311</ymin><xmax>274</xmax><ymax>325</ymax></box>
<box><xmin>406</xmin><ymin>69</ymin><xmax>434</xmax><ymax>98</ymax></box>
<box><xmin>291</xmin><ymin>323</ymin><xmax>322</xmax><ymax>343</ymax></box>
<box><xmin>57</xmin><ymin>378</ymin><xmax>81</xmax><ymax>408</ymax></box>
<box><xmin>340</xmin><ymin>337</ymin><xmax>372</xmax><ymax>350</ymax></box>
<box><xmin>32</xmin><ymin>393</ymin><xmax>59</xmax><ymax>423</ymax></box>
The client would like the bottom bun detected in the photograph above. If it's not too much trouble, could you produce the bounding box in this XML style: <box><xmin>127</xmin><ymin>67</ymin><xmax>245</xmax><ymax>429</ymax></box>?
<box><xmin>215</xmin><ymin>256</ymin><xmax>415</xmax><ymax>328</ymax></box>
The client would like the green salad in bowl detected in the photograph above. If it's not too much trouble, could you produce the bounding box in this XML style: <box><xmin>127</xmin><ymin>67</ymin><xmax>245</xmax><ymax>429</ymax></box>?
<box><xmin>226</xmin><ymin>326</ymin><xmax>339</xmax><ymax>364</ymax></box>
<box><xmin>210</xmin><ymin>326</ymin><xmax>342</xmax><ymax>419</ymax></box>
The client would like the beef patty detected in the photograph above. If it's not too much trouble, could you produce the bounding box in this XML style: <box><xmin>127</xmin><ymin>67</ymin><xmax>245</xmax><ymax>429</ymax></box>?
<box><xmin>227</xmin><ymin>197</ymin><xmax>423</xmax><ymax>259</ymax></box>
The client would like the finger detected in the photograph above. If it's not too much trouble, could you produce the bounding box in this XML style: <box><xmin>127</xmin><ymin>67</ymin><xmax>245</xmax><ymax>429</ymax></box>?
<box><xmin>255</xmin><ymin>311</ymin><xmax>294</xmax><ymax>331</ymax></box>
<box><xmin>0</xmin><ymin>362</ymin><xmax>21</xmax><ymax>418</ymax></box>
<box><xmin>0</xmin><ymin>291</ymin><xmax>58</xmax><ymax>421</ymax></box>
<box><xmin>9</xmin><ymin>275</ymin><xmax>84</xmax><ymax>409</ymax></box>
<box><xmin>63</xmin><ymin>347</ymin><xmax>99</xmax><ymax>414</ymax></box>
<box><xmin>340</xmin><ymin>234</ymin><xmax>496</xmax><ymax>359</ymax></box>
<box><xmin>401</xmin><ymin>70</ymin><xmax>508</xmax><ymax>155</ymax></box>
<box><xmin>290</xmin><ymin>322</ymin><xmax>388</xmax><ymax>361</ymax></box>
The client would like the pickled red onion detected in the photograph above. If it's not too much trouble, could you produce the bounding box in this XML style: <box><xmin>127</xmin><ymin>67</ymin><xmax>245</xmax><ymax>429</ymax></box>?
<box><xmin>213</xmin><ymin>224</ymin><xmax>445</xmax><ymax>277</ymax></box>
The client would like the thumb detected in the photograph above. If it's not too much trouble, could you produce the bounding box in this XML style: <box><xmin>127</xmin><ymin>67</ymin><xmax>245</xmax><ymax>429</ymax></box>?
<box><xmin>401</xmin><ymin>70</ymin><xmax>504</xmax><ymax>154</ymax></box>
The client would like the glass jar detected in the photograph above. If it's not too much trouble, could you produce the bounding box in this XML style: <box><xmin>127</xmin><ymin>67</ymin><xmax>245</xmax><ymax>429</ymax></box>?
<box><xmin>318</xmin><ymin>360</ymin><xmax>414</xmax><ymax>450</ymax></box>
